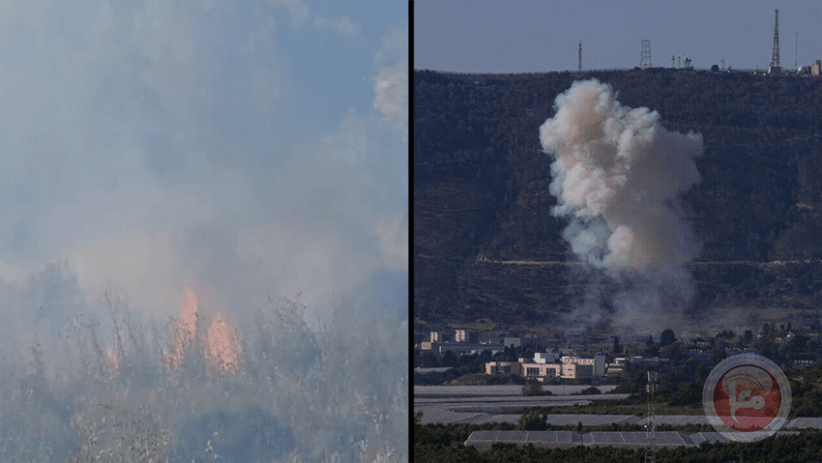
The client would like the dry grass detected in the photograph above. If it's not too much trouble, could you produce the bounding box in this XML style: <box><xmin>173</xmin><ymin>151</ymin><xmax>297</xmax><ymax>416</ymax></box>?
<box><xmin>0</xmin><ymin>297</ymin><xmax>408</xmax><ymax>462</ymax></box>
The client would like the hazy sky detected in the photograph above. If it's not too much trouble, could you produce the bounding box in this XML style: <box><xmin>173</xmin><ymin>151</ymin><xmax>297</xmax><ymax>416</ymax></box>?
<box><xmin>414</xmin><ymin>0</ymin><xmax>822</xmax><ymax>73</ymax></box>
<box><xmin>0</xmin><ymin>0</ymin><xmax>407</xmax><ymax>337</ymax></box>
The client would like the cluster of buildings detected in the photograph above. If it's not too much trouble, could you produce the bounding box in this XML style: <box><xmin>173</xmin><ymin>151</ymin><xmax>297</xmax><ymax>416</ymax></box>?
<box><xmin>795</xmin><ymin>59</ymin><xmax>822</xmax><ymax>75</ymax></box>
<box><xmin>416</xmin><ymin>328</ymin><xmax>587</xmax><ymax>356</ymax></box>
<box><xmin>418</xmin><ymin>329</ymin><xmax>504</xmax><ymax>355</ymax></box>
<box><xmin>485</xmin><ymin>352</ymin><xmax>606</xmax><ymax>380</ymax></box>
<box><xmin>416</xmin><ymin>327</ymin><xmax>615</xmax><ymax>380</ymax></box>
<box><xmin>416</xmin><ymin>320</ymin><xmax>822</xmax><ymax>386</ymax></box>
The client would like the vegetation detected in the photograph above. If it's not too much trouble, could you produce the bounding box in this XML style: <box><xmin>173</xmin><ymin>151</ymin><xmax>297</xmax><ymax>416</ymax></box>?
<box><xmin>521</xmin><ymin>379</ymin><xmax>553</xmax><ymax>396</ymax></box>
<box><xmin>415</xmin><ymin>68</ymin><xmax>822</xmax><ymax>325</ymax></box>
<box><xmin>522</xmin><ymin>401</ymin><xmax>703</xmax><ymax>417</ymax></box>
<box><xmin>0</xmin><ymin>297</ymin><xmax>407</xmax><ymax>462</ymax></box>
<box><xmin>414</xmin><ymin>411</ymin><xmax>822</xmax><ymax>463</ymax></box>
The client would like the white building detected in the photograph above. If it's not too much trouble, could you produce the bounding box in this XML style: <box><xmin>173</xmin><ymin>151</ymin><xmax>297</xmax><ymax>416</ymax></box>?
<box><xmin>487</xmin><ymin>353</ymin><xmax>605</xmax><ymax>381</ymax></box>
<box><xmin>562</xmin><ymin>355</ymin><xmax>606</xmax><ymax>377</ymax></box>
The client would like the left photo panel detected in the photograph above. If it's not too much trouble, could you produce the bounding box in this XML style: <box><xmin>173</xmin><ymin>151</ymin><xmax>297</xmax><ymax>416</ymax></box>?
<box><xmin>0</xmin><ymin>0</ymin><xmax>408</xmax><ymax>461</ymax></box>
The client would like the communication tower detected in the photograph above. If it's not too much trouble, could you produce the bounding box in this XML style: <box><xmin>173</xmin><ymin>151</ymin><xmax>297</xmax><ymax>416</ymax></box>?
<box><xmin>640</xmin><ymin>39</ymin><xmax>652</xmax><ymax>69</ymax></box>
<box><xmin>721</xmin><ymin>59</ymin><xmax>725</xmax><ymax>71</ymax></box>
<box><xmin>770</xmin><ymin>9</ymin><xmax>781</xmax><ymax>71</ymax></box>
<box><xmin>579</xmin><ymin>41</ymin><xmax>582</xmax><ymax>72</ymax></box>
<box><xmin>671</xmin><ymin>55</ymin><xmax>675</xmax><ymax>68</ymax></box>
<box><xmin>677</xmin><ymin>56</ymin><xmax>681</xmax><ymax>68</ymax></box>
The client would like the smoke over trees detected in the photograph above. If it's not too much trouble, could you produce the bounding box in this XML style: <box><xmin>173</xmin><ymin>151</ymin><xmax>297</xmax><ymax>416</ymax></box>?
<box><xmin>539</xmin><ymin>79</ymin><xmax>704</xmax><ymax>327</ymax></box>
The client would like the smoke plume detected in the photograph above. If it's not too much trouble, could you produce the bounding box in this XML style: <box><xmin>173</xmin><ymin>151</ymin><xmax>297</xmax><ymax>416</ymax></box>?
<box><xmin>539</xmin><ymin>79</ymin><xmax>703</xmax><ymax>326</ymax></box>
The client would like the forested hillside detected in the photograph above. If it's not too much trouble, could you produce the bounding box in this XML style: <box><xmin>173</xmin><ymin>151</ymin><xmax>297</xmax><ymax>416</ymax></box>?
<box><xmin>414</xmin><ymin>68</ymin><xmax>822</xmax><ymax>326</ymax></box>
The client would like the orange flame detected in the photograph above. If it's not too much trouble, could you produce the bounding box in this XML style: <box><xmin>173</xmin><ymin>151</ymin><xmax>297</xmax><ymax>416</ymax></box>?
<box><xmin>104</xmin><ymin>346</ymin><xmax>120</xmax><ymax>376</ymax></box>
<box><xmin>206</xmin><ymin>311</ymin><xmax>242</xmax><ymax>373</ymax></box>
<box><xmin>164</xmin><ymin>285</ymin><xmax>199</xmax><ymax>370</ymax></box>
<box><xmin>164</xmin><ymin>284</ymin><xmax>242</xmax><ymax>373</ymax></box>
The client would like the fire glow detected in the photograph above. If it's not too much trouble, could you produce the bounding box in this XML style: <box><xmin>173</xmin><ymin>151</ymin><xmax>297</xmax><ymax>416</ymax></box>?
<box><xmin>163</xmin><ymin>284</ymin><xmax>243</xmax><ymax>373</ymax></box>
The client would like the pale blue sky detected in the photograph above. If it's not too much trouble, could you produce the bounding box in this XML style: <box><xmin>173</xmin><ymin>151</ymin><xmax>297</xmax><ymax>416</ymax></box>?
<box><xmin>415</xmin><ymin>0</ymin><xmax>822</xmax><ymax>73</ymax></box>
<box><xmin>0</xmin><ymin>0</ymin><xmax>408</xmax><ymax>335</ymax></box>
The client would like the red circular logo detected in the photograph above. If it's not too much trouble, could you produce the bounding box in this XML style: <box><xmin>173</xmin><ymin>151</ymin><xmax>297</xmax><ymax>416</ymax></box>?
<box><xmin>713</xmin><ymin>364</ymin><xmax>781</xmax><ymax>431</ymax></box>
<box><xmin>703</xmin><ymin>353</ymin><xmax>791</xmax><ymax>442</ymax></box>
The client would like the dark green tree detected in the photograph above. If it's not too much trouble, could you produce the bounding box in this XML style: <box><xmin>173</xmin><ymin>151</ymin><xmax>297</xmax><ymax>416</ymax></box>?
<box><xmin>660</xmin><ymin>329</ymin><xmax>676</xmax><ymax>347</ymax></box>
<box><xmin>518</xmin><ymin>409</ymin><xmax>547</xmax><ymax>430</ymax></box>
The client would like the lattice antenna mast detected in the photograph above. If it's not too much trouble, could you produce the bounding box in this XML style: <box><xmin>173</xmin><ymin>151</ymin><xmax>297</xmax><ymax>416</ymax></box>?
<box><xmin>578</xmin><ymin>40</ymin><xmax>582</xmax><ymax>72</ymax></box>
<box><xmin>640</xmin><ymin>39</ymin><xmax>652</xmax><ymax>69</ymax></box>
<box><xmin>645</xmin><ymin>371</ymin><xmax>658</xmax><ymax>463</ymax></box>
<box><xmin>771</xmin><ymin>9</ymin><xmax>780</xmax><ymax>67</ymax></box>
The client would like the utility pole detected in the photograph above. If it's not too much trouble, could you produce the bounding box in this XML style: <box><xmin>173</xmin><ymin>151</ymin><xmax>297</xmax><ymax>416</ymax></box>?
<box><xmin>578</xmin><ymin>40</ymin><xmax>582</xmax><ymax>72</ymax></box>
<box><xmin>645</xmin><ymin>371</ymin><xmax>658</xmax><ymax>463</ymax></box>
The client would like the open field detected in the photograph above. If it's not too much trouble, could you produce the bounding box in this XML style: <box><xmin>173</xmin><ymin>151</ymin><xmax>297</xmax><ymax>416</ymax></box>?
<box><xmin>414</xmin><ymin>384</ymin><xmax>626</xmax><ymax>425</ymax></box>
<box><xmin>413</xmin><ymin>384</ymin><xmax>822</xmax><ymax>430</ymax></box>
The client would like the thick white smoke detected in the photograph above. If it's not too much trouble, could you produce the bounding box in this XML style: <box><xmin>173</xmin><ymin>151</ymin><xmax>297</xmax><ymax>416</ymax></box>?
<box><xmin>539</xmin><ymin>79</ymin><xmax>703</xmax><ymax>325</ymax></box>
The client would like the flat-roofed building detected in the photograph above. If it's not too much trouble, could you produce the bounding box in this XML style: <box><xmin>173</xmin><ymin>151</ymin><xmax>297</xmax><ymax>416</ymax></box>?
<box><xmin>429</xmin><ymin>331</ymin><xmax>451</xmax><ymax>342</ymax></box>
<box><xmin>562</xmin><ymin>355</ymin><xmax>606</xmax><ymax>376</ymax></box>
<box><xmin>562</xmin><ymin>363</ymin><xmax>593</xmax><ymax>379</ymax></box>
<box><xmin>520</xmin><ymin>362</ymin><xmax>562</xmax><ymax>380</ymax></box>
<box><xmin>420</xmin><ymin>341</ymin><xmax>440</xmax><ymax>351</ymax></box>
<box><xmin>534</xmin><ymin>352</ymin><xmax>562</xmax><ymax>363</ymax></box>
<box><xmin>454</xmin><ymin>329</ymin><xmax>478</xmax><ymax>343</ymax></box>
<box><xmin>485</xmin><ymin>361</ymin><xmax>521</xmax><ymax>375</ymax></box>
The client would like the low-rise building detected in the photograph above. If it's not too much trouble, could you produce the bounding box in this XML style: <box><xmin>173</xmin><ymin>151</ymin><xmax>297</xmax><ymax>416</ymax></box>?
<box><xmin>562</xmin><ymin>355</ymin><xmax>606</xmax><ymax>376</ymax></box>
<box><xmin>485</xmin><ymin>353</ymin><xmax>605</xmax><ymax>380</ymax></box>
<box><xmin>420</xmin><ymin>341</ymin><xmax>440</xmax><ymax>351</ymax></box>
<box><xmin>521</xmin><ymin>362</ymin><xmax>562</xmax><ymax>378</ymax></box>
<box><xmin>454</xmin><ymin>329</ymin><xmax>478</xmax><ymax>343</ymax></box>
<box><xmin>429</xmin><ymin>331</ymin><xmax>451</xmax><ymax>342</ymax></box>
<box><xmin>534</xmin><ymin>352</ymin><xmax>562</xmax><ymax>364</ymax></box>
<box><xmin>421</xmin><ymin>341</ymin><xmax>502</xmax><ymax>355</ymax></box>
<box><xmin>562</xmin><ymin>363</ymin><xmax>593</xmax><ymax>379</ymax></box>
<box><xmin>485</xmin><ymin>361</ymin><xmax>521</xmax><ymax>375</ymax></box>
